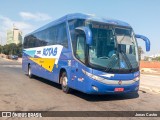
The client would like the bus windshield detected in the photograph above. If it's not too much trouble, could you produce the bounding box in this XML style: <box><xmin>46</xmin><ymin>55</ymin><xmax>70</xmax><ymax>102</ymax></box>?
<box><xmin>68</xmin><ymin>19</ymin><xmax>139</xmax><ymax>73</ymax></box>
<box><xmin>87</xmin><ymin>21</ymin><xmax>139</xmax><ymax>73</ymax></box>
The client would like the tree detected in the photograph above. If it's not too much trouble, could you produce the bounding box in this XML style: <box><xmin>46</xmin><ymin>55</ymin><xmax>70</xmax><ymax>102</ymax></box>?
<box><xmin>138</xmin><ymin>46</ymin><xmax>144</xmax><ymax>60</ymax></box>
<box><xmin>1</xmin><ymin>43</ymin><xmax>22</xmax><ymax>57</ymax></box>
<box><xmin>2</xmin><ymin>44</ymin><xmax>9</xmax><ymax>55</ymax></box>
<box><xmin>0</xmin><ymin>45</ymin><xmax>2</xmax><ymax>53</ymax></box>
<box><xmin>8</xmin><ymin>43</ymin><xmax>17</xmax><ymax>55</ymax></box>
<box><xmin>17</xmin><ymin>43</ymin><xmax>22</xmax><ymax>57</ymax></box>
<box><xmin>152</xmin><ymin>56</ymin><xmax>160</xmax><ymax>61</ymax></box>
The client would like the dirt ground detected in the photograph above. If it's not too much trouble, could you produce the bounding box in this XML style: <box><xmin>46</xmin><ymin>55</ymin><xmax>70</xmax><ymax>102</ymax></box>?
<box><xmin>140</xmin><ymin>61</ymin><xmax>160</xmax><ymax>68</ymax></box>
<box><xmin>140</xmin><ymin>61</ymin><xmax>160</xmax><ymax>75</ymax></box>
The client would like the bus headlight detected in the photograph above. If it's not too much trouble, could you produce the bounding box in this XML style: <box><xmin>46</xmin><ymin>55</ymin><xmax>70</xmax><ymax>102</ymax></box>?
<box><xmin>82</xmin><ymin>69</ymin><xmax>104</xmax><ymax>82</ymax></box>
<box><xmin>133</xmin><ymin>76</ymin><xmax>140</xmax><ymax>82</ymax></box>
<box><xmin>82</xmin><ymin>69</ymin><xmax>140</xmax><ymax>85</ymax></box>
<box><xmin>92</xmin><ymin>75</ymin><xmax>105</xmax><ymax>81</ymax></box>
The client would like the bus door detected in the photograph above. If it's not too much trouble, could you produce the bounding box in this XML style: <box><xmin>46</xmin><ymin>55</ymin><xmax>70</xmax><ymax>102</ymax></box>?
<box><xmin>71</xmin><ymin>34</ymin><xmax>86</xmax><ymax>91</ymax></box>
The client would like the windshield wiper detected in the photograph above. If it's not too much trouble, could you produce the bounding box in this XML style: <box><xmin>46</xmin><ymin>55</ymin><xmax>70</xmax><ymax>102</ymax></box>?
<box><xmin>105</xmin><ymin>55</ymin><xmax>118</xmax><ymax>72</ymax></box>
<box><xmin>120</xmin><ymin>51</ymin><xmax>133</xmax><ymax>72</ymax></box>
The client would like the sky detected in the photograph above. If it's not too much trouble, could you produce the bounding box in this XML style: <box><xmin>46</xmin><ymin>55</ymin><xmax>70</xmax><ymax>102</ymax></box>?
<box><xmin>0</xmin><ymin>0</ymin><xmax>160</xmax><ymax>56</ymax></box>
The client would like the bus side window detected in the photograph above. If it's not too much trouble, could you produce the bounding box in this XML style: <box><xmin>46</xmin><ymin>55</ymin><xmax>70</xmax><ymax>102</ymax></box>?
<box><xmin>57</xmin><ymin>23</ymin><xmax>68</xmax><ymax>48</ymax></box>
<box><xmin>76</xmin><ymin>35</ymin><xmax>85</xmax><ymax>63</ymax></box>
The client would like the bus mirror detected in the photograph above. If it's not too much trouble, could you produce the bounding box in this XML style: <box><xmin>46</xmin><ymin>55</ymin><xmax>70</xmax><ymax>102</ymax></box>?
<box><xmin>75</xmin><ymin>27</ymin><xmax>92</xmax><ymax>45</ymax></box>
<box><xmin>135</xmin><ymin>34</ymin><xmax>150</xmax><ymax>52</ymax></box>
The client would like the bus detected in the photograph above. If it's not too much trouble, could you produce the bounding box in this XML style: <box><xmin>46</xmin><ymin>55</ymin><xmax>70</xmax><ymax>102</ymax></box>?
<box><xmin>22</xmin><ymin>13</ymin><xmax>150</xmax><ymax>94</ymax></box>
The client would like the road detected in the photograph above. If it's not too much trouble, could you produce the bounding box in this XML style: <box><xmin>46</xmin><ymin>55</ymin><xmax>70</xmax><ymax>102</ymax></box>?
<box><xmin>0</xmin><ymin>58</ymin><xmax>160</xmax><ymax>119</ymax></box>
<box><xmin>140</xmin><ymin>75</ymin><xmax>160</xmax><ymax>94</ymax></box>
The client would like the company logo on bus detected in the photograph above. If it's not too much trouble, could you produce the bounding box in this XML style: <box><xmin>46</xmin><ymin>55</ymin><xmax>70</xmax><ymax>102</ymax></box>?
<box><xmin>43</xmin><ymin>47</ymin><xmax>57</xmax><ymax>56</ymax></box>
<box><xmin>118</xmin><ymin>80</ymin><xmax>122</xmax><ymax>85</ymax></box>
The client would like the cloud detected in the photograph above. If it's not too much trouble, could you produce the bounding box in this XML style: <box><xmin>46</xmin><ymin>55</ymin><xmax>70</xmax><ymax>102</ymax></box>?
<box><xmin>0</xmin><ymin>15</ymin><xmax>32</xmax><ymax>30</ymax></box>
<box><xmin>0</xmin><ymin>12</ymin><xmax>52</xmax><ymax>45</ymax></box>
<box><xmin>20</xmin><ymin>12</ymin><xmax>52</xmax><ymax>21</ymax></box>
<box><xmin>0</xmin><ymin>15</ymin><xmax>34</xmax><ymax>45</ymax></box>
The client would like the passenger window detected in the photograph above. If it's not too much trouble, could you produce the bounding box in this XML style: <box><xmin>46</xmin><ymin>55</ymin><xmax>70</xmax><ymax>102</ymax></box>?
<box><xmin>57</xmin><ymin>23</ymin><xmax>68</xmax><ymax>48</ymax></box>
<box><xmin>76</xmin><ymin>35</ymin><xmax>85</xmax><ymax>63</ymax></box>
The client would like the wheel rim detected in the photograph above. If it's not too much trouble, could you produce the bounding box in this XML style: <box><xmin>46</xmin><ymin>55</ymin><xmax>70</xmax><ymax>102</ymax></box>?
<box><xmin>62</xmin><ymin>76</ymin><xmax>68</xmax><ymax>87</ymax></box>
<box><xmin>29</xmin><ymin>67</ymin><xmax>31</xmax><ymax>76</ymax></box>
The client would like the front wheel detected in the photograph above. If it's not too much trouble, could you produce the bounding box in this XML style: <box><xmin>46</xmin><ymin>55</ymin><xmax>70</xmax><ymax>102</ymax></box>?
<box><xmin>60</xmin><ymin>72</ymin><xmax>71</xmax><ymax>93</ymax></box>
<box><xmin>28</xmin><ymin>65</ymin><xmax>33</xmax><ymax>78</ymax></box>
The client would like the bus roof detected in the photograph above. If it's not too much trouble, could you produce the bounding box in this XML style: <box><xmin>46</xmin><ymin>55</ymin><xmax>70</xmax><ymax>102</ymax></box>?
<box><xmin>26</xmin><ymin>13</ymin><xmax>131</xmax><ymax>36</ymax></box>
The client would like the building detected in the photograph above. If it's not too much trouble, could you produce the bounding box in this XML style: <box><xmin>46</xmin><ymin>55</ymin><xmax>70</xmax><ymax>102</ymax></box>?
<box><xmin>6</xmin><ymin>27</ymin><xmax>22</xmax><ymax>45</ymax></box>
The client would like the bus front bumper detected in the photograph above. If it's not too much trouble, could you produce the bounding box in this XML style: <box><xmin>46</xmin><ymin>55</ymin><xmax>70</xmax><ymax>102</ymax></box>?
<box><xmin>86</xmin><ymin>79</ymin><xmax>140</xmax><ymax>94</ymax></box>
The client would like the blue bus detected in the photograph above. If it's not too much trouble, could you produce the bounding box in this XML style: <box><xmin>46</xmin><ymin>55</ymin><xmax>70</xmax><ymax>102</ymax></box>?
<box><xmin>22</xmin><ymin>13</ymin><xmax>150</xmax><ymax>94</ymax></box>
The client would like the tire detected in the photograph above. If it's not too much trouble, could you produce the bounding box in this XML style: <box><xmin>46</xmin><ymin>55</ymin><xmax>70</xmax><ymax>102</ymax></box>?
<box><xmin>60</xmin><ymin>72</ymin><xmax>71</xmax><ymax>93</ymax></box>
<box><xmin>28</xmin><ymin>65</ymin><xmax>33</xmax><ymax>78</ymax></box>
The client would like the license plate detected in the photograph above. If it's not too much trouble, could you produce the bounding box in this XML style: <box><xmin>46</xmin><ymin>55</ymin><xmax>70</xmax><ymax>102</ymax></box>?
<box><xmin>114</xmin><ymin>88</ymin><xmax>124</xmax><ymax>92</ymax></box>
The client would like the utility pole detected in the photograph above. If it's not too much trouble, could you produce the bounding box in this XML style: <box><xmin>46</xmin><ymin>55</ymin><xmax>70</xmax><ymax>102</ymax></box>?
<box><xmin>0</xmin><ymin>36</ymin><xmax>2</xmax><ymax>54</ymax></box>
<box><xmin>0</xmin><ymin>36</ymin><xmax>2</xmax><ymax>46</ymax></box>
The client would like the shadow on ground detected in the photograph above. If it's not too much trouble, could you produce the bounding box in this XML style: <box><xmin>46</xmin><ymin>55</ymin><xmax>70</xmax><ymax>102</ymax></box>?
<box><xmin>32</xmin><ymin>75</ymin><xmax>139</xmax><ymax>102</ymax></box>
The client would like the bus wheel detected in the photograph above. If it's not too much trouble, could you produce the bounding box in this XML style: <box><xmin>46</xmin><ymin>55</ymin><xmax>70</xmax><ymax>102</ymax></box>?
<box><xmin>60</xmin><ymin>72</ymin><xmax>71</xmax><ymax>93</ymax></box>
<box><xmin>28</xmin><ymin>65</ymin><xmax>33</xmax><ymax>78</ymax></box>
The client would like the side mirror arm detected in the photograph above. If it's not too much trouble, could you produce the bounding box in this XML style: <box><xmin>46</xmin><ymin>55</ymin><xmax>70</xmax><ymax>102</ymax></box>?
<box><xmin>135</xmin><ymin>34</ymin><xmax>150</xmax><ymax>52</ymax></box>
<box><xmin>75</xmin><ymin>27</ymin><xmax>92</xmax><ymax>45</ymax></box>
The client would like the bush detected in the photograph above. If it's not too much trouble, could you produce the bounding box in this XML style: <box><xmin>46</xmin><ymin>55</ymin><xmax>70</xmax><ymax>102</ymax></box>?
<box><xmin>152</xmin><ymin>57</ymin><xmax>160</xmax><ymax>61</ymax></box>
<box><xmin>1</xmin><ymin>43</ymin><xmax>22</xmax><ymax>57</ymax></box>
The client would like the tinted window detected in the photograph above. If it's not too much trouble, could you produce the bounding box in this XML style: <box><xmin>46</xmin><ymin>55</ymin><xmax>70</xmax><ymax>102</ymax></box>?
<box><xmin>23</xmin><ymin>22</ymin><xmax>68</xmax><ymax>48</ymax></box>
<box><xmin>68</xmin><ymin>19</ymin><xmax>85</xmax><ymax>54</ymax></box>
<box><xmin>76</xmin><ymin>35</ymin><xmax>85</xmax><ymax>63</ymax></box>
<box><xmin>57</xmin><ymin>23</ymin><xmax>68</xmax><ymax>47</ymax></box>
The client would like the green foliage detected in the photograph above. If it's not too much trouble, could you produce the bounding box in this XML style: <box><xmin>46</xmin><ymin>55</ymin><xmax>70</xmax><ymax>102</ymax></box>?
<box><xmin>152</xmin><ymin>56</ymin><xmax>160</xmax><ymax>61</ymax></box>
<box><xmin>0</xmin><ymin>45</ymin><xmax>2</xmax><ymax>53</ymax></box>
<box><xmin>0</xmin><ymin>43</ymin><xmax>22</xmax><ymax>57</ymax></box>
<box><xmin>138</xmin><ymin>46</ymin><xmax>144</xmax><ymax>60</ymax></box>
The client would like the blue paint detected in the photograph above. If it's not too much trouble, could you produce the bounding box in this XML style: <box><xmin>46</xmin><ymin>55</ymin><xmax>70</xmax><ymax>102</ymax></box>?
<box><xmin>23</xmin><ymin>13</ymin><xmax>150</xmax><ymax>95</ymax></box>
<box><xmin>135</xmin><ymin>34</ymin><xmax>150</xmax><ymax>52</ymax></box>
<box><xmin>75</xmin><ymin>26</ymin><xmax>92</xmax><ymax>45</ymax></box>
<box><xmin>26</xmin><ymin>13</ymin><xmax>131</xmax><ymax>36</ymax></box>
<box><xmin>43</xmin><ymin>47</ymin><xmax>57</xmax><ymax>56</ymax></box>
